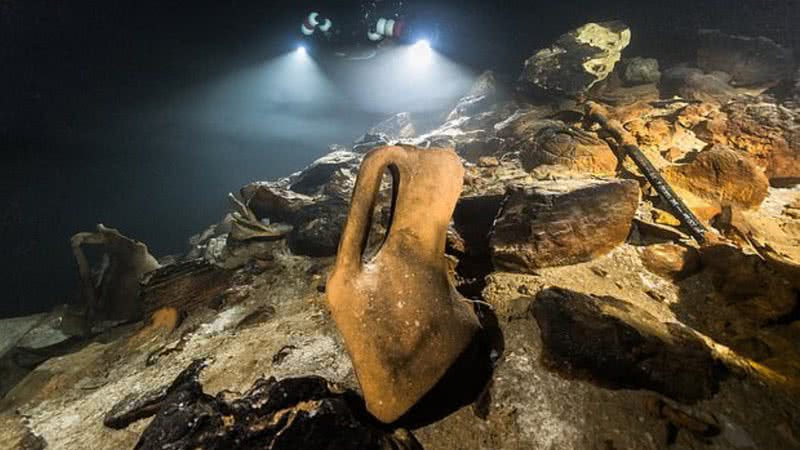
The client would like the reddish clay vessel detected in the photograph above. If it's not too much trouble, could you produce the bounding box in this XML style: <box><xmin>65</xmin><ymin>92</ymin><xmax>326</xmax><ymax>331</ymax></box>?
<box><xmin>327</xmin><ymin>145</ymin><xmax>481</xmax><ymax>423</ymax></box>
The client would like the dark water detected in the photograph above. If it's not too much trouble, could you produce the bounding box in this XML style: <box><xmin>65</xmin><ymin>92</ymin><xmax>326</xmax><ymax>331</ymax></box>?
<box><xmin>1</xmin><ymin>0</ymin><xmax>797</xmax><ymax>317</ymax></box>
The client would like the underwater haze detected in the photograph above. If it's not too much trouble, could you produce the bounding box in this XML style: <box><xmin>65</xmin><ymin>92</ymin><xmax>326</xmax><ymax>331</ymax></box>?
<box><xmin>1</xmin><ymin>0</ymin><xmax>798</xmax><ymax>317</ymax></box>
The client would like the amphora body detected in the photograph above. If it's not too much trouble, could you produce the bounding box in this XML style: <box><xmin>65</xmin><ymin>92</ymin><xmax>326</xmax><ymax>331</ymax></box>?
<box><xmin>327</xmin><ymin>145</ymin><xmax>481</xmax><ymax>423</ymax></box>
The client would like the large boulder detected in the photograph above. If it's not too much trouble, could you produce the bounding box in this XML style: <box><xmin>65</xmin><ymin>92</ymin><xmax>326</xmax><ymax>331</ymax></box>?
<box><xmin>660</xmin><ymin>66</ymin><xmax>739</xmax><ymax>104</ymax></box>
<box><xmin>530</xmin><ymin>288</ymin><xmax>727</xmax><ymax>403</ymax></box>
<box><xmin>520</xmin><ymin>21</ymin><xmax>631</xmax><ymax>97</ymax></box>
<box><xmin>490</xmin><ymin>178</ymin><xmax>640</xmax><ymax>272</ymax></box>
<box><xmin>621</xmin><ymin>57</ymin><xmax>660</xmax><ymax>86</ymax></box>
<box><xmin>662</xmin><ymin>145</ymin><xmax>770</xmax><ymax>209</ymax></box>
<box><xmin>697</xmin><ymin>29</ymin><xmax>795</xmax><ymax>87</ymax></box>
<box><xmin>518</xmin><ymin>123</ymin><xmax>618</xmax><ymax>175</ymax></box>
<box><xmin>692</xmin><ymin>99</ymin><xmax>800</xmax><ymax>185</ymax></box>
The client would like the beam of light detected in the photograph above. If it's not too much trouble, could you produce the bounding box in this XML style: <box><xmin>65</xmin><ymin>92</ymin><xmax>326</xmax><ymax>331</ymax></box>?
<box><xmin>330</xmin><ymin>44</ymin><xmax>476</xmax><ymax>115</ymax></box>
<box><xmin>296</xmin><ymin>44</ymin><xmax>308</xmax><ymax>57</ymax></box>
<box><xmin>408</xmin><ymin>39</ymin><xmax>433</xmax><ymax>67</ymax></box>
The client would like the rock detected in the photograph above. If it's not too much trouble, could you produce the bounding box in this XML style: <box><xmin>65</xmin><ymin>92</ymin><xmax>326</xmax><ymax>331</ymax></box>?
<box><xmin>286</xmin><ymin>196</ymin><xmax>349</xmax><ymax>257</ymax></box>
<box><xmin>697</xmin><ymin>29</ymin><xmax>795</xmax><ymax>87</ymax></box>
<box><xmin>446</xmin><ymin>70</ymin><xmax>497</xmax><ymax>121</ymax></box>
<box><xmin>0</xmin><ymin>416</ymin><xmax>46</xmax><ymax>450</ymax></box>
<box><xmin>709</xmin><ymin>99</ymin><xmax>800</xmax><ymax>186</ymax></box>
<box><xmin>701</xmin><ymin>243</ymin><xmax>798</xmax><ymax>324</ymax></box>
<box><xmin>622</xmin><ymin>57</ymin><xmax>661</xmax><ymax>85</ymax></box>
<box><xmin>477</xmin><ymin>156</ymin><xmax>500</xmax><ymax>167</ymax></box>
<box><xmin>660</xmin><ymin>66</ymin><xmax>739</xmax><ymax>104</ymax></box>
<box><xmin>661</xmin><ymin>147</ymin><xmax>683</xmax><ymax>162</ymax></box>
<box><xmin>289</xmin><ymin>150</ymin><xmax>362</xmax><ymax>196</ymax></box>
<box><xmin>641</xmin><ymin>243</ymin><xmax>701</xmax><ymax>280</ymax></box>
<box><xmin>494</xmin><ymin>107</ymin><xmax>558</xmax><ymax>139</ymax></box>
<box><xmin>240</xmin><ymin>151</ymin><xmax>366</xmax><ymax>258</ymax></box>
<box><xmin>530</xmin><ymin>287</ymin><xmax>727</xmax><ymax>403</ymax></box>
<box><xmin>592</xmin><ymin>82</ymin><xmax>660</xmax><ymax>106</ymax></box>
<box><xmin>365</xmin><ymin>112</ymin><xmax>417</xmax><ymax>141</ymax></box>
<box><xmin>519</xmin><ymin>124</ymin><xmax>618</xmax><ymax>175</ymax></box>
<box><xmin>119</xmin><ymin>360</ymin><xmax>422</xmax><ymax>450</ymax></box>
<box><xmin>490</xmin><ymin>179</ymin><xmax>640</xmax><ymax>272</ymax></box>
<box><xmin>455</xmin><ymin>137</ymin><xmax>504</xmax><ymax>163</ymax></box>
<box><xmin>520</xmin><ymin>21</ymin><xmax>631</xmax><ymax>97</ymax></box>
<box><xmin>793</xmin><ymin>67</ymin><xmax>800</xmax><ymax>106</ymax></box>
<box><xmin>353</xmin><ymin>132</ymin><xmax>391</xmax><ymax>153</ymax></box>
<box><xmin>662</xmin><ymin>145</ymin><xmax>769</xmax><ymax>209</ymax></box>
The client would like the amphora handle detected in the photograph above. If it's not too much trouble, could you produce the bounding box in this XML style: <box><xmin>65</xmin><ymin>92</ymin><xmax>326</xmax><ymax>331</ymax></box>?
<box><xmin>334</xmin><ymin>146</ymin><xmax>403</xmax><ymax>275</ymax></box>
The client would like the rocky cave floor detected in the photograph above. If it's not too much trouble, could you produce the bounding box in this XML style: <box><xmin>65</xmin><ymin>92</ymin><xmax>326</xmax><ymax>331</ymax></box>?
<box><xmin>2</xmin><ymin>22</ymin><xmax>800</xmax><ymax>450</ymax></box>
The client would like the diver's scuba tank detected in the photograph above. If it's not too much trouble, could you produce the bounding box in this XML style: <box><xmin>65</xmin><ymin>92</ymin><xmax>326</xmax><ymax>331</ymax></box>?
<box><xmin>301</xmin><ymin>11</ymin><xmax>333</xmax><ymax>37</ymax></box>
<box><xmin>366</xmin><ymin>16</ymin><xmax>439</xmax><ymax>45</ymax></box>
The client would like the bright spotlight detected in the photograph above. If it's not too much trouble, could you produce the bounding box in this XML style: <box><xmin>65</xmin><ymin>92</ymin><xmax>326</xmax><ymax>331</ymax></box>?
<box><xmin>408</xmin><ymin>39</ymin><xmax>432</xmax><ymax>66</ymax></box>
<box><xmin>296</xmin><ymin>45</ymin><xmax>307</xmax><ymax>55</ymax></box>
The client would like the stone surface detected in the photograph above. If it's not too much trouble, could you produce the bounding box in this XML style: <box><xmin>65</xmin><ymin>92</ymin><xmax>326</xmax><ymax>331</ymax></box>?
<box><xmin>519</xmin><ymin>123</ymin><xmax>618</xmax><ymax>175</ymax></box>
<box><xmin>663</xmin><ymin>145</ymin><xmax>770</xmax><ymax>209</ymax></box>
<box><xmin>490</xmin><ymin>179</ymin><xmax>640</xmax><ymax>272</ymax></box>
<box><xmin>660</xmin><ymin>66</ymin><xmax>739</xmax><ymax>104</ymax></box>
<box><xmin>641</xmin><ymin>243</ymin><xmax>701</xmax><ymax>280</ymax></box>
<box><xmin>365</xmin><ymin>112</ymin><xmax>417</xmax><ymax>141</ymax></box>
<box><xmin>622</xmin><ymin>57</ymin><xmax>660</xmax><ymax>85</ymax></box>
<box><xmin>697</xmin><ymin>29</ymin><xmax>795</xmax><ymax>87</ymax></box>
<box><xmin>446</xmin><ymin>70</ymin><xmax>497</xmax><ymax>122</ymax></box>
<box><xmin>520</xmin><ymin>21</ymin><xmax>631</xmax><ymax>97</ymax></box>
<box><xmin>531</xmin><ymin>287</ymin><xmax>727</xmax><ymax>403</ymax></box>
<box><xmin>704</xmin><ymin>99</ymin><xmax>800</xmax><ymax>186</ymax></box>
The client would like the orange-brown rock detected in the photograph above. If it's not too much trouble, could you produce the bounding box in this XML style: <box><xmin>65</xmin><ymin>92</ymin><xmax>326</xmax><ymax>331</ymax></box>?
<box><xmin>663</xmin><ymin>145</ymin><xmax>769</xmax><ymax>209</ymax></box>
<box><xmin>327</xmin><ymin>146</ymin><xmax>481</xmax><ymax>424</ymax></box>
<box><xmin>693</xmin><ymin>100</ymin><xmax>800</xmax><ymax>185</ymax></box>
<box><xmin>520</xmin><ymin>124</ymin><xmax>618</xmax><ymax>175</ymax></box>
<box><xmin>490</xmin><ymin>178</ymin><xmax>640</xmax><ymax>272</ymax></box>
<box><xmin>701</xmin><ymin>243</ymin><xmax>798</xmax><ymax>324</ymax></box>
<box><xmin>661</xmin><ymin>147</ymin><xmax>684</xmax><ymax>162</ymax></box>
<box><xmin>625</xmin><ymin>118</ymin><xmax>674</xmax><ymax>152</ymax></box>
<box><xmin>641</xmin><ymin>243</ymin><xmax>701</xmax><ymax>280</ymax></box>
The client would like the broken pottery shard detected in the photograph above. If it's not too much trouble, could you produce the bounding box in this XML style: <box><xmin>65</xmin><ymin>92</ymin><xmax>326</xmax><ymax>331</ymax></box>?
<box><xmin>520</xmin><ymin>21</ymin><xmax>631</xmax><ymax>97</ymax></box>
<box><xmin>490</xmin><ymin>179</ymin><xmax>640</xmax><ymax>272</ymax></box>
<box><xmin>327</xmin><ymin>146</ymin><xmax>481</xmax><ymax>423</ymax></box>
<box><xmin>128</xmin><ymin>359</ymin><xmax>422</xmax><ymax>450</ymax></box>
<box><xmin>519</xmin><ymin>124</ymin><xmax>618</xmax><ymax>175</ymax></box>
<box><xmin>697</xmin><ymin>29</ymin><xmax>795</xmax><ymax>86</ymax></box>
<box><xmin>662</xmin><ymin>145</ymin><xmax>769</xmax><ymax>209</ymax></box>
<box><xmin>71</xmin><ymin>224</ymin><xmax>159</xmax><ymax>323</ymax></box>
<box><xmin>530</xmin><ymin>288</ymin><xmax>727</xmax><ymax>403</ymax></box>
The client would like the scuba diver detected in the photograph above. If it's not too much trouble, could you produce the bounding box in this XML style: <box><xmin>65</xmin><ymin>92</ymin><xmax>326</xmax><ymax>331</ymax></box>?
<box><xmin>299</xmin><ymin>0</ymin><xmax>439</xmax><ymax>60</ymax></box>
